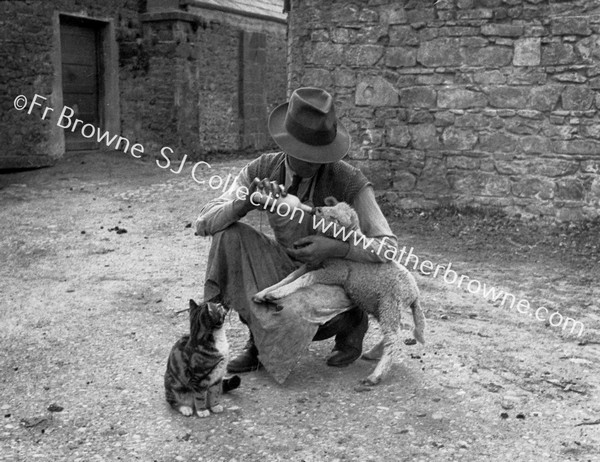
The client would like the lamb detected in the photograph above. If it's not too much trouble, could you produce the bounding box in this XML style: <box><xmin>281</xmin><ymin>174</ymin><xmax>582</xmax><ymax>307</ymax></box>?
<box><xmin>253</xmin><ymin>197</ymin><xmax>426</xmax><ymax>386</ymax></box>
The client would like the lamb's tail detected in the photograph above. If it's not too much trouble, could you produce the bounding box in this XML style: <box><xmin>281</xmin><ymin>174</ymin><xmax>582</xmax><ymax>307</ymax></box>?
<box><xmin>410</xmin><ymin>298</ymin><xmax>426</xmax><ymax>344</ymax></box>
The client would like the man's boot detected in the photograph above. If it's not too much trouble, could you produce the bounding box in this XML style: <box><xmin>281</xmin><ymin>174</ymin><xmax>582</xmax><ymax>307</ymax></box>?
<box><xmin>313</xmin><ymin>307</ymin><xmax>368</xmax><ymax>367</ymax></box>
<box><xmin>227</xmin><ymin>331</ymin><xmax>262</xmax><ymax>373</ymax></box>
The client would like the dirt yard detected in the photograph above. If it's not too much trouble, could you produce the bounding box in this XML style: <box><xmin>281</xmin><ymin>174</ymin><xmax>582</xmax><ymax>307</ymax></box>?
<box><xmin>1</xmin><ymin>150</ymin><xmax>599</xmax><ymax>462</ymax></box>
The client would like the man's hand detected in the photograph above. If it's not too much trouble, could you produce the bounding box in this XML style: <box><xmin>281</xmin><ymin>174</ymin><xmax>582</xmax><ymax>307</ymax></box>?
<box><xmin>287</xmin><ymin>235</ymin><xmax>349</xmax><ymax>266</ymax></box>
<box><xmin>236</xmin><ymin>177</ymin><xmax>286</xmax><ymax>215</ymax></box>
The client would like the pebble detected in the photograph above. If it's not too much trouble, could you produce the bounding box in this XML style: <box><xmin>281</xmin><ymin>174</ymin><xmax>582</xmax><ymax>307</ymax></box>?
<box><xmin>431</xmin><ymin>412</ymin><xmax>444</xmax><ymax>420</ymax></box>
<box><xmin>457</xmin><ymin>440</ymin><xmax>469</xmax><ymax>449</ymax></box>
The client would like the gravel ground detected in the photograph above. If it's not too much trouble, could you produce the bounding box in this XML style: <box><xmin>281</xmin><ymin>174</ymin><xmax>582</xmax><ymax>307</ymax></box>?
<box><xmin>1</xmin><ymin>151</ymin><xmax>599</xmax><ymax>462</ymax></box>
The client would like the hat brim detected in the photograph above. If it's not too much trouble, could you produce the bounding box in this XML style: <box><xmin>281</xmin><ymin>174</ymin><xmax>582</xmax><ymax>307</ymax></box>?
<box><xmin>268</xmin><ymin>102</ymin><xmax>350</xmax><ymax>164</ymax></box>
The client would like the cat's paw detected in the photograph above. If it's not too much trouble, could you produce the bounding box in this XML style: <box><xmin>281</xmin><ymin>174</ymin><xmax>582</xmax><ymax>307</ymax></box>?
<box><xmin>178</xmin><ymin>406</ymin><xmax>194</xmax><ymax>417</ymax></box>
<box><xmin>196</xmin><ymin>409</ymin><xmax>210</xmax><ymax>418</ymax></box>
<box><xmin>210</xmin><ymin>404</ymin><xmax>224</xmax><ymax>414</ymax></box>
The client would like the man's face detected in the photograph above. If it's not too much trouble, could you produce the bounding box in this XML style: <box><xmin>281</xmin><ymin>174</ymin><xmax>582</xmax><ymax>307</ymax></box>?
<box><xmin>287</xmin><ymin>155</ymin><xmax>322</xmax><ymax>178</ymax></box>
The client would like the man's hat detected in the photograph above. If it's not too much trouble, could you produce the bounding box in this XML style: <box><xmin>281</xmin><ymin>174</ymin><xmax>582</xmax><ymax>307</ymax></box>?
<box><xmin>268</xmin><ymin>87</ymin><xmax>350</xmax><ymax>163</ymax></box>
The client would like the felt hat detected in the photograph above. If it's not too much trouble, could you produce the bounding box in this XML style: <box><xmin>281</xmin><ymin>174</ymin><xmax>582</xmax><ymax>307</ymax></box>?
<box><xmin>268</xmin><ymin>87</ymin><xmax>350</xmax><ymax>163</ymax></box>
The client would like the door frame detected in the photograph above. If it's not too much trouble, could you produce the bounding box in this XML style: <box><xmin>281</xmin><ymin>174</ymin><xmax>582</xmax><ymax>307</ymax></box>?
<box><xmin>51</xmin><ymin>12</ymin><xmax>120</xmax><ymax>155</ymax></box>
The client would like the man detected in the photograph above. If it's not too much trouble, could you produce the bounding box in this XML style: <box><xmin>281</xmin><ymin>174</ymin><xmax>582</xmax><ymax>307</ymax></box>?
<box><xmin>196</xmin><ymin>87</ymin><xmax>398</xmax><ymax>377</ymax></box>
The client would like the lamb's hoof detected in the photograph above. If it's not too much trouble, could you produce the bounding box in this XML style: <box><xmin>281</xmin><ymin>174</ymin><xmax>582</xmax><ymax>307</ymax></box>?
<box><xmin>196</xmin><ymin>409</ymin><xmax>210</xmax><ymax>418</ymax></box>
<box><xmin>178</xmin><ymin>406</ymin><xmax>193</xmax><ymax>416</ymax></box>
<box><xmin>210</xmin><ymin>405</ymin><xmax>224</xmax><ymax>414</ymax></box>
<box><xmin>252</xmin><ymin>293</ymin><xmax>266</xmax><ymax>303</ymax></box>
<box><xmin>361</xmin><ymin>375</ymin><xmax>381</xmax><ymax>386</ymax></box>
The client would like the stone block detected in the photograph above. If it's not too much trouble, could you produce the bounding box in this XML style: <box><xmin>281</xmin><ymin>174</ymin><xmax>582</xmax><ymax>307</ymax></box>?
<box><xmin>416</xmin><ymin>157</ymin><xmax>451</xmax><ymax>198</ymax></box>
<box><xmin>452</xmin><ymin>172</ymin><xmax>511</xmax><ymax>196</ymax></box>
<box><xmin>305</xmin><ymin>42</ymin><xmax>344</xmax><ymax>66</ymax></box>
<box><xmin>556</xmin><ymin>179</ymin><xmax>585</xmax><ymax>200</ymax></box>
<box><xmin>441</xmin><ymin>127</ymin><xmax>478</xmax><ymax>150</ymax></box>
<box><xmin>344</xmin><ymin>44</ymin><xmax>384</xmax><ymax>67</ymax></box>
<box><xmin>349</xmin><ymin>160</ymin><xmax>392</xmax><ymax>190</ymax></box>
<box><xmin>417</xmin><ymin>38</ymin><xmax>462</xmax><ymax>67</ymax></box>
<box><xmin>551</xmin><ymin>17</ymin><xmax>591</xmax><ymax>36</ymax></box>
<box><xmin>463</xmin><ymin>45</ymin><xmax>512</xmax><ymax>67</ymax></box>
<box><xmin>495</xmin><ymin>160</ymin><xmax>528</xmax><ymax>175</ymax></box>
<box><xmin>556</xmin><ymin>208</ymin><xmax>585</xmax><ymax>221</ymax></box>
<box><xmin>386</xmin><ymin>125</ymin><xmax>411</xmax><ymax>147</ymax></box>
<box><xmin>512</xmin><ymin>177</ymin><xmax>555</xmax><ymax>199</ymax></box>
<box><xmin>473</xmin><ymin>70</ymin><xmax>506</xmax><ymax>85</ymax></box>
<box><xmin>409</xmin><ymin>124</ymin><xmax>440</xmax><ymax>150</ymax></box>
<box><xmin>541</xmin><ymin>42</ymin><xmax>576</xmax><ymax>65</ymax></box>
<box><xmin>302</xmin><ymin>68</ymin><xmax>333</xmax><ymax>88</ymax></box>
<box><xmin>590</xmin><ymin>178</ymin><xmax>600</xmax><ymax>203</ymax></box>
<box><xmin>380</xmin><ymin>4</ymin><xmax>408</xmax><ymax>25</ymax></box>
<box><xmin>575</xmin><ymin>36</ymin><xmax>600</xmax><ymax>62</ymax></box>
<box><xmin>529</xmin><ymin>159</ymin><xmax>579</xmax><ymax>177</ymax></box>
<box><xmin>393</xmin><ymin>171</ymin><xmax>417</xmax><ymax>191</ymax></box>
<box><xmin>355</xmin><ymin>76</ymin><xmax>399</xmax><ymax>107</ymax></box>
<box><xmin>385</xmin><ymin>47</ymin><xmax>417</xmax><ymax>68</ymax></box>
<box><xmin>519</xmin><ymin>135</ymin><xmax>551</xmax><ymax>154</ymax></box>
<box><xmin>334</xmin><ymin>69</ymin><xmax>356</xmax><ymax>87</ymax></box>
<box><xmin>488</xmin><ymin>86</ymin><xmax>528</xmax><ymax>108</ymax></box>
<box><xmin>447</xmin><ymin>155</ymin><xmax>480</xmax><ymax>170</ymax></box>
<box><xmin>478</xmin><ymin>132</ymin><xmax>516</xmax><ymax>152</ymax></box>
<box><xmin>581</xmin><ymin>160</ymin><xmax>600</xmax><ymax>173</ymax></box>
<box><xmin>513</xmin><ymin>38</ymin><xmax>541</xmax><ymax>66</ymax></box>
<box><xmin>481</xmin><ymin>23</ymin><xmax>523</xmax><ymax>37</ymax></box>
<box><xmin>331</xmin><ymin>28</ymin><xmax>353</xmax><ymax>44</ymax></box>
<box><xmin>398</xmin><ymin>87</ymin><xmax>436</xmax><ymax>108</ymax></box>
<box><xmin>561</xmin><ymin>86</ymin><xmax>594</xmax><ymax>111</ymax></box>
<box><xmin>389</xmin><ymin>25</ymin><xmax>419</xmax><ymax>46</ymax></box>
<box><xmin>438</xmin><ymin>89</ymin><xmax>487</xmax><ymax>109</ymax></box>
<box><xmin>528</xmin><ymin>86</ymin><xmax>561</xmax><ymax>111</ymax></box>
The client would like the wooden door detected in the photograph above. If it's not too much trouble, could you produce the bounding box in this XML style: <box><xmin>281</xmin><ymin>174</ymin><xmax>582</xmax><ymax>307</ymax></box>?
<box><xmin>60</xmin><ymin>18</ymin><xmax>101</xmax><ymax>151</ymax></box>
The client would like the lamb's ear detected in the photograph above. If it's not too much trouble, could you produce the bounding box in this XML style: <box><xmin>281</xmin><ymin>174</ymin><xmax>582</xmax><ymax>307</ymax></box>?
<box><xmin>189</xmin><ymin>299</ymin><xmax>198</xmax><ymax>310</ymax></box>
<box><xmin>324</xmin><ymin>196</ymin><xmax>338</xmax><ymax>206</ymax></box>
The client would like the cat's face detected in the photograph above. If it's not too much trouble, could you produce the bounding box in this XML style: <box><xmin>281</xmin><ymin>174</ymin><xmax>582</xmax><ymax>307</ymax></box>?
<box><xmin>188</xmin><ymin>299</ymin><xmax>227</xmax><ymax>334</ymax></box>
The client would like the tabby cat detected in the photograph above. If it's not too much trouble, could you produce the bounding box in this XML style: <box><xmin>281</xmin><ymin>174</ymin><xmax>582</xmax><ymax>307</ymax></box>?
<box><xmin>164</xmin><ymin>299</ymin><xmax>240</xmax><ymax>417</ymax></box>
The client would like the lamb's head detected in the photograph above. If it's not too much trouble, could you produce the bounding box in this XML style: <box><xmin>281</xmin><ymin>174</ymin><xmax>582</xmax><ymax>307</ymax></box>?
<box><xmin>313</xmin><ymin>196</ymin><xmax>361</xmax><ymax>238</ymax></box>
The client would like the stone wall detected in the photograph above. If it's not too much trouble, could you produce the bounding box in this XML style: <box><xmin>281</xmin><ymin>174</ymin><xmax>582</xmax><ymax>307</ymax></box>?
<box><xmin>1</xmin><ymin>0</ymin><xmax>287</xmax><ymax>168</ymax></box>
<box><xmin>123</xmin><ymin>6</ymin><xmax>288</xmax><ymax>158</ymax></box>
<box><xmin>288</xmin><ymin>0</ymin><xmax>600</xmax><ymax>220</ymax></box>
<box><xmin>0</xmin><ymin>0</ymin><xmax>142</xmax><ymax>168</ymax></box>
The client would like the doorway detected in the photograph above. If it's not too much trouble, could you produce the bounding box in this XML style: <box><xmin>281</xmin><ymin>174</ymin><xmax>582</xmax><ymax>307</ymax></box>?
<box><xmin>59</xmin><ymin>16</ymin><xmax>102</xmax><ymax>151</ymax></box>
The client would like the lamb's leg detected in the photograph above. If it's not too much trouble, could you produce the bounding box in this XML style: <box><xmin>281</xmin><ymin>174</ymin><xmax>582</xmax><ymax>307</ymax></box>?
<box><xmin>261</xmin><ymin>267</ymin><xmax>345</xmax><ymax>301</ymax></box>
<box><xmin>253</xmin><ymin>265</ymin><xmax>308</xmax><ymax>303</ymax></box>
<box><xmin>362</xmin><ymin>340</ymin><xmax>384</xmax><ymax>361</ymax></box>
<box><xmin>362</xmin><ymin>302</ymin><xmax>403</xmax><ymax>386</ymax></box>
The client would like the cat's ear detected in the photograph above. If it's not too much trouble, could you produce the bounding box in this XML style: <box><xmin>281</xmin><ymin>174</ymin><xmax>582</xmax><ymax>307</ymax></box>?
<box><xmin>324</xmin><ymin>196</ymin><xmax>338</xmax><ymax>206</ymax></box>
<box><xmin>189</xmin><ymin>299</ymin><xmax>199</xmax><ymax>310</ymax></box>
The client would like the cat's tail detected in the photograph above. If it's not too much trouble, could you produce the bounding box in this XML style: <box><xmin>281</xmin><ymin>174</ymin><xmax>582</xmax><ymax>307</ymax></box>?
<box><xmin>222</xmin><ymin>375</ymin><xmax>241</xmax><ymax>394</ymax></box>
<box><xmin>410</xmin><ymin>298</ymin><xmax>426</xmax><ymax>344</ymax></box>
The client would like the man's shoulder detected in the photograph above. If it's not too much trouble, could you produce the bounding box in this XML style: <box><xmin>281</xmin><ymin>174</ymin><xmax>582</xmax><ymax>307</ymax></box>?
<box><xmin>247</xmin><ymin>151</ymin><xmax>285</xmax><ymax>177</ymax></box>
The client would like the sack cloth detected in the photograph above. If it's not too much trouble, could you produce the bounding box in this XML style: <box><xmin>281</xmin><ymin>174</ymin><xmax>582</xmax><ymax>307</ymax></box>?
<box><xmin>202</xmin><ymin>222</ymin><xmax>353</xmax><ymax>383</ymax></box>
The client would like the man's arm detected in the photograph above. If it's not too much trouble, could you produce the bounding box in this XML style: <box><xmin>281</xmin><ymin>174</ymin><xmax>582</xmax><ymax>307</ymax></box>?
<box><xmin>195</xmin><ymin>166</ymin><xmax>255</xmax><ymax>236</ymax></box>
<box><xmin>344</xmin><ymin>185</ymin><xmax>399</xmax><ymax>264</ymax></box>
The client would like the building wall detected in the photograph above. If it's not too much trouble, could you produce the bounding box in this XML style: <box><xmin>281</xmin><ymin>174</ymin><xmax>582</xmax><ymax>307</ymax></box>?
<box><xmin>124</xmin><ymin>6</ymin><xmax>288</xmax><ymax>158</ymax></box>
<box><xmin>0</xmin><ymin>0</ymin><xmax>141</xmax><ymax>168</ymax></box>
<box><xmin>0</xmin><ymin>0</ymin><xmax>287</xmax><ymax>169</ymax></box>
<box><xmin>288</xmin><ymin>0</ymin><xmax>600</xmax><ymax>220</ymax></box>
